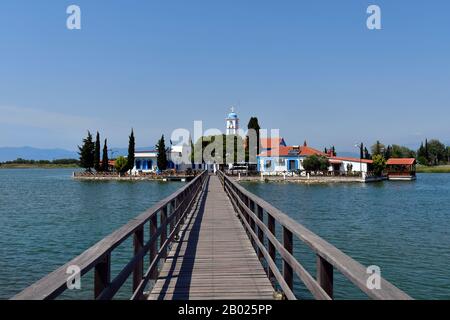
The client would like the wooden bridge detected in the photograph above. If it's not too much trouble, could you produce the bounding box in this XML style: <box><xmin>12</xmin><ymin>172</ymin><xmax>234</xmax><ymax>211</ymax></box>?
<box><xmin>12</xmin><ymin>171</ymin><xmax>412</xmax><ymax>300</ymax></box>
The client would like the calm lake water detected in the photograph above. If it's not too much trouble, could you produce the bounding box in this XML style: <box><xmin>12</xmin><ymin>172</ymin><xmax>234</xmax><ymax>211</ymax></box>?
<box><xmin>0</xmin><ymin>170</ymin><xmax>449</xmax><ymax>299</ymax></box>
<box><xmin>0</xmin><ymin>169</ymin><xmax>184</xmax><ymax>299</ymax></box>
<box><xmin>241</xmin><ymin>174</ymin><xmax>450</xmax><ymax>300</ymax></box>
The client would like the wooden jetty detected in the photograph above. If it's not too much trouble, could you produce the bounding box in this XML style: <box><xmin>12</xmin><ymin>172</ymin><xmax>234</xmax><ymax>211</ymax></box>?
<box><xmin>12</xmin><ymin>171</ymin><xmax>412</xmax><ymax>300</ymax></box>
<box><xmin>148</xmin><ymin>176</ymin><xmax>273</xmax><ymax>300</ymax></box>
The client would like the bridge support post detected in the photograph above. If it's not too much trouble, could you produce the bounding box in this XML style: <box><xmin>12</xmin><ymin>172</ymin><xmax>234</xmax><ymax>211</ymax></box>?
<box><xmin>149</xmin><ymin>215</ymin><xmax>158</xmax><ymax>280</ymax></box>
<box><xmin>132</xmin><ymin>227</ymin><xmax>144</xmax><ymax>297</ymax></box>
<box><xmin>317</xmin><ymin>255</ymin><xmax>333</xmax><ymax>299</ymax></box>
<box><xmin>170</xmin><ymin>199</ymin><xmax>176</xmax><ymax>235</ymax></box>
<box><xmin>94</xmin><ymin>254</ymin><xmax>111</xmax><ymax>299</ymax></box>
<box><xmin>267</xmin><ymin>214</ymin><xmax>276</xmax><ymax>279</ymax></box>
<box><xmin>249</xmin><ymin>200</ymin><xmax>256</xmax><ymax>248</ymax></box>
<box><xmin>257</xmin><ymin>205</ymin><xmax>264</xmax><ymax>259</ymax></box>
<box><xmin>283</xmin><ymin>227</ymin><xmax>293</xmax><ymax>290</ymax></box>
<box><xmin>161</xmin><ymin>207</ymin><xmax>168</xmax><ymax>259</ymax></box>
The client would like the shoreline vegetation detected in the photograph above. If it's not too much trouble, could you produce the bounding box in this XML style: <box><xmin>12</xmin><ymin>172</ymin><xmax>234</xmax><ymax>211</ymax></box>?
<box><xmin>0</xmin><ymin>158</ymin><xmax>79</xmax><ymax>169</ymax></box>
<box><xmin>416</xmin><ymin>165</ymin><xmax>450</xmax><ymax>173</ymax></box>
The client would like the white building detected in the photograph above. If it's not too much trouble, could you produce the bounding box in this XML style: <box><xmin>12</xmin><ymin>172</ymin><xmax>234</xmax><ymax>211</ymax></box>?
<box><xmin>257</xmin><ymin>143</ymin><xmax>373</xmax><ymax>175</ymax></box>
<box><xmin>131</xmin><ymin>144</ymin><xmax>193</xmax><ymax>174</ymax></box>
<box><xmin>226</xmin><ymin>107</ymin><xmax>239</xmax><ymax>135</ymax></box>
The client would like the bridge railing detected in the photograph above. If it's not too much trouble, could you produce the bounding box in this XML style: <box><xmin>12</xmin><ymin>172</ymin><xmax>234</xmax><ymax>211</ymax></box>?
<box><xmin>12</xmin><ymin>170</ymin><xmax>208</xmax><ymax>300</ymax></box>
<box><xmin>217</xmin><ymin>170</ymin><xmax>412</xmax><ymax>300</ymax></box>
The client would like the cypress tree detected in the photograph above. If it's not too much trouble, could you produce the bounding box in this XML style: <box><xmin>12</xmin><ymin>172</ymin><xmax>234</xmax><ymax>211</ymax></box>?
<box><xmin>247</xmin><ymin>117</ymin><xmax>261</xmax><ymax>157</ymax></box>
<box><xmin>78</xmin><ymin>131</ymin><xmax>95</xmax><ymax>172</ymax></box>
<box><xmin>102</xmin><ymin>139</ymin><xmax>109</xmax><ymax>172</ymax></box>
<box><xmin>94</xmin><ymin>131</ymin><xmax>101</xmax><ymax>171</ymax></box>
<box><xmin>156</xmin><ymin>135</ymin><xmax>168</xmax><ymax>171</ymax></box>
<box><xmin>331</xmin><ymin>146</ymin><xmax>336</xmax><ymax>156</ymax></box>
<box><xmin>360</xmin><ymin>143</ymin><xmax>364</xmax><ymax>159</ymax></box>
<box><xmin>364</xmin><ymin>147</ymin><xmax>371</xmax><ymax>160</ymax></box>
<box><xmin>190</xmin><ymin>138</ymin><xmax>195</xmax><ymax>166</ymax></box>
<box><xmin>425</xmin><ymin>139</ymin><xmax>429</xmax><ymax>162</ymax></box>
<box><xmin>384</xmin><ymin>145</ymin><xmax>392</xmax><ymax>159</ymax></box>
<box><xmin>127</xmin><ymin>129</ymin><xmax>135</xmax><ymax>172</ymax></box>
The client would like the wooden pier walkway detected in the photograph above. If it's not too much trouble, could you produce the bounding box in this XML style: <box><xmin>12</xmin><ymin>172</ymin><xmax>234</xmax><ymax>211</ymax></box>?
<box><xmin>149</xmin><ymin>176</ymin><xmax>273</xmax><ymax>300</ymax></box>
<box><xmin>13</xmin><ymin>170</ymin><xmax>412</xmax><ymax>300</ymax></box>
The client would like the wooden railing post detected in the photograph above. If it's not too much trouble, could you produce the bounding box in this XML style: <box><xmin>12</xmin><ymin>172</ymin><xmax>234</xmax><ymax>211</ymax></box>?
<box><xmin>133</xmin><ymin>227</ymin><xmax>144</xmax><ymax>295</ymax></box>
<box><xmin>175</xmin><ymin>193</ymin><xmax>184</xmax><ymax>234</ymax></box>
<box><xmin>283</xmin><ymin>227</ymin><xmax>293</xmax><ymax>290</ymax></box>
<box><xmin>94</xmin><ymin>254</ymin><xmax>111</xmax><ymax>299</ymax></box>
<box><xmin>149</xmin><ymin>215</ymin><xmax>158</xmax><ymax>280</ymax></box>
<box><xmin>249</xmin><ymin>200</ymin><xmax>256</xmax><ymax>248</ymax></box>
<box><xmin>317</xmin><ymin>255</ymin><xmax>333</xmax><ymax>299</ymax></box>
<box><xmin>170</xmin><ymin>199</ymin><xmax>176</xmax><ymax>234</ymax></box>
<box><xmin>161</xmin><ymin>206</ymin><xmax>168</xmax><ymax>259</ymax></box>
<box><xmin>257</xmin><ymin>205</ymin><xmax>264</xmax><ymax>259</ymax></box>
<box><xmin>267</xmin><ymin>214</ymin><xmax>276</xmax><ymax>279</ymax></box>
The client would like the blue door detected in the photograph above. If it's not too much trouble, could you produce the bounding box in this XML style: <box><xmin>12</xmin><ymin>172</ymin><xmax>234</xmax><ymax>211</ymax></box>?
<box><xmin>288</xmin><ymin>160</ymin><xmax>297</xmax><ymax>171</ymax></box>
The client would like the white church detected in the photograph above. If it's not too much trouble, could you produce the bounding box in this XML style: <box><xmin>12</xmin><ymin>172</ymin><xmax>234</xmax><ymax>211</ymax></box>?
<box><xmin>226</xmin><ymin>107</ymin><xmax>239</xmax><ymax>135</ymax></box>
<box><xmin>131</xmin><ymin>108</ymin><xmax>240</xmax><ymax>174</ymax></box>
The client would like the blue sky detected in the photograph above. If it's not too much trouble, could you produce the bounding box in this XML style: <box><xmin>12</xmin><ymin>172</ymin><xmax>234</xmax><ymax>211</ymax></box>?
<box><xmin>0</xmin><ymin>0</ymin><xmax>449</xmax><ymax>152</ymax></box>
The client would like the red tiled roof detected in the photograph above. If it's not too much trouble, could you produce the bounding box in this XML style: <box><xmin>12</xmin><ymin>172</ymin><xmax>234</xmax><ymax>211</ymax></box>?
<box><xmin>300</xmin><ymin>146</ymin><xmax>327</xmax><ymax>156</ymax></box>
<box><xmin>100</xmin><ymin>160</ymin><xmax>116</xmax><ymax>166</ymax></box>
<box><xmin>258</xmin><ymin>145</ymin><xmax>326</xmax><ymax>157</ymax></box>
<box><xmin>386</xmin><ymin>158</ymin><xmax>416</xmax><ymax>165</ymax></box>
<box><xmin>260</xmin><ymin>137</ymin><xmax>286</xmax><ymax>149</ymax></box>
<box><xmin>330</xmin><ymin>156</ymin><xmax>373</xmax><ymax>164</ymax></box>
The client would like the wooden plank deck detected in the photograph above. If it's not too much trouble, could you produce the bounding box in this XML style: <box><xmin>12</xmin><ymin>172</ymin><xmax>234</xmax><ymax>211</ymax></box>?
<box><xmin>148</xmin><ymin>175</ymin><xmax>274</xmax><ymax>300</ymax></box>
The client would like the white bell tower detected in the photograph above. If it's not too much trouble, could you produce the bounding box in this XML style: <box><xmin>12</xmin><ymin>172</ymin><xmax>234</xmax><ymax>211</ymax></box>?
<box><xmin>226</xmin><ymin>107</ymin><xmax>239</xmax><ymax>135</ymax></box>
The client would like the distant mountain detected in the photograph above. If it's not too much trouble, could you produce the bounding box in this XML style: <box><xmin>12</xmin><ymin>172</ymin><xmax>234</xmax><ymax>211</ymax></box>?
<box><xmin>0</xmin><ymin>147</ymin><xmax>79</xmax><ymax>162</ymax></box>
<box><xmin>0</xmin><ymin>146</ymin><xmax>156</xmax><ymax>162</ymax></box>
<box><xmin>334</xmin><ymin>151</ymin><xmax>360</xmax><ymax>158</ymax></box>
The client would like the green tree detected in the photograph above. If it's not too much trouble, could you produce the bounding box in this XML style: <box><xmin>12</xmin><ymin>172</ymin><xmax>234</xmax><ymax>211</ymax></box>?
<box><xmin>247</xmin><ymin>117</ymin><xmax>261</xmax><ymax>162</ymax></box>
<box><xmin>94</xmin><ymin>131</ymin><xmax>101</xmax><ymax>171</ymax></box>
<box><xmin>78</xmin><ymin>131</ymin><xmax>95</xmax><ymax>171</ymax></box>
<box><xmin>302</xmin><ymin>155</ymin><xmax>329</xmax><ymax>173</ymax></box>
<box><xmin>156</xmin><ymin>135</ymin><xmax>168</xmax><ymax>171</ymax></box>
<box><xmin>372</xmin><ymin>154</ymin><xmax>386</xmax><ymax>177</ymax></box>
<box><xmin>427</xmin><ymin>139</ymin><xmax>446</xmax><ymax>165</ymax></box>
<box><xmin>114</xmin><ymin>156</ymin><xmax>128</xmax><ymax>174</ymax></box>
<box><xmin>371</xmin><ymin>140</ymin><xmax>385</xmax><ymax>156</ymax></box>
<box><xmin>391</xmin><ymin>145</ymin><xmax>415</xmax><ymax>158</ymax></box>
<box><xmin>194</xmin><ymin>134</ymin><xmax>245</xmax><ymax>165</ymax></box>
<box><xmin>446</xmin><ymin>146</ymin><xmax>450</xmax><ymax>164</ymax></box>
<box><xmin>190</xmin><ymin>138</ymin><xmax>195</xmax><ymax>165</ymax></box>
<box><xmin>101</xmin><ymin>139</ymin><xmax>109</xmax><ymax>172</ymax></box>
<box><xmin>126</xmin><ymin>129</ymin><xmax>135</xmax><ymax>172</ymax></box>
<box><xmin>417</xmin><ymin>142</ymin><xmax>427</xmax><ymax>164</ymax></box>
<box><xmin>319</xmin><ymin>156</ymin><xmax>330</xmax><ymax>171</ymax></box>
<box><xmin>359</xmin><ymin>143</ymin><xmax>364</xmax><ymax>159</ymax></box>
<box><xmin>384</xmin><ymin>145</ymin><xmax>392</xmax><ymax>159</ymax></box>
<box><xmin>364</xmin><ymin>147</ymin><xmax>371</xmax><ymax>160</ymax></box>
